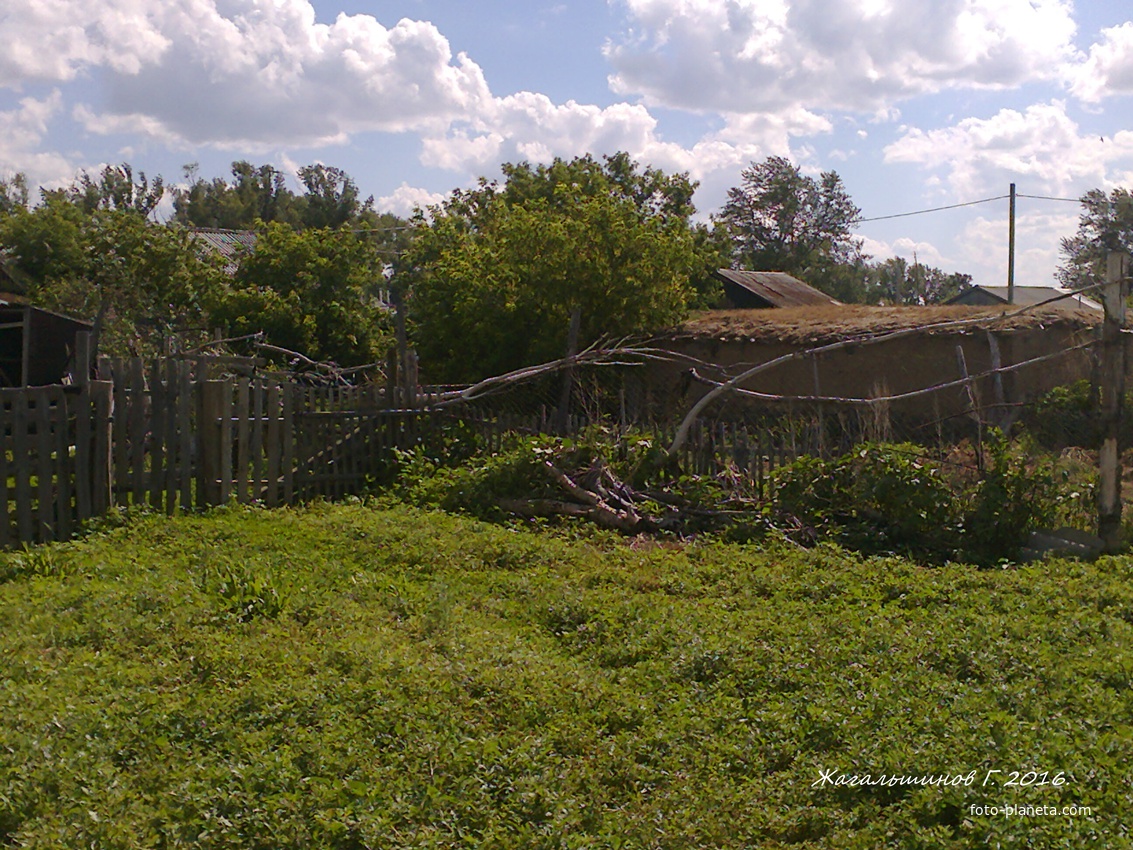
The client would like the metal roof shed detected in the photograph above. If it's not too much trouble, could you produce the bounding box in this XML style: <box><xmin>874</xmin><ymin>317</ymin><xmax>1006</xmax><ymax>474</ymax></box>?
<box><xmin>713</xmin><ymin>269</ymin><xmax>840</xmax><ymax>309</ymax></box>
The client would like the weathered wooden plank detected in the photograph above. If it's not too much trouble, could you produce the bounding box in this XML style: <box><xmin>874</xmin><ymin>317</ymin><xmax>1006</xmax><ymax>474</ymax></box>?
<box><xmin>54</xmin><ymin>388</ymin><xmax>74</xmax><ymax>541</ymax></box>
<box><xmin>112</xmin><ymin>360</ymin><xmax>129</xmax><ymax>504</ymax></box>
<box><xmin>265</xmin><ymin>383</ymin><xmax>282</xmax><ymax>508</ymax></box>
<box><xmin>219</xmin><ymin>380</ymin><xmax>233</xmax><ymax>505</ymax></box>
<box><xmin>73</xmin><ymin>382</ymin><xmax>92</xmax><ymax>523</ymax></box>
<box><xmin>148</xmin><ymin>360</ymin><xmax>166</xmax><ymax>511</ymax></box>
<box><xmin>199</xmin><ymin>381</ymin><xmax>227</xmax><ymax>508</ymax></box>
<box><xmin>235</xmin><ymin>378</ymin><xmax>250</xmax><ymax>504</ymax></box>
<box><xmin>177</xmin><ymin>361</ymin><xmax>193</xmax><ymax>511</ymax></box>
<box><xmin>0</xmin><ymin>399</ymin><xmax>9</xmax><ymax>547</ymax></box>
<box><xmin>129</xmin><ymin>359</ymin><xmax>148</xmax><ymax>507</ymax></box>
<box><xmin>12</xmin><ymin>391</ymin><xmax>32</xmax><ymax>543</ymax></box>
<box><xmin>163</xmin><ymin>359</ymin><xmax>178</xmax><ymax>515</ymax></box>
<box><xmin>35</xmin><ymin>390</ymin><xmax>55</xmax><ymax>543</ymax></box>
<box><xmin>91</xmin><ymin>381</ymin><xmax>113</xmax><ymax>516</ymax></box>
<box><xmin>282</xmin><ymin>383</ymin><xmax>294</xmax><ymax>505</ymax></box>
<box><xmin>250</xmin><ymin>380</ymin><xmax>265</xmax><ymax>502</ymax></box>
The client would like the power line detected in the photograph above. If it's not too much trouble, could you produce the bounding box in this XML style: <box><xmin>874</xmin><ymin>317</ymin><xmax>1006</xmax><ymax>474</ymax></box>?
<box><xmin>859</xmin><ymin>195</ymin><xmax>1009</xmax><ymax>223</ymax></box>
<box><xmin>1017</xmin><ymin>193</ymin><xmax>1080</xmax><ymax>203</ymax></box>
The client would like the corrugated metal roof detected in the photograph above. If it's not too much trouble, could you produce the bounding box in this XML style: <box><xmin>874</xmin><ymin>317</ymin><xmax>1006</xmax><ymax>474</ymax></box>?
<box><xmin>713</xmin><ymin>269</ymin><xmax>840</xmax><ymax>308</ymax></box>
<box><xmin>947</xmin><ymin>285</ymin><xmax>1102</xmax><ymax>312</ymax></box>
<box><xmin>189</xmin><ymin>228</ymin><xmax>257</xmax><ymax>272</ymax></box>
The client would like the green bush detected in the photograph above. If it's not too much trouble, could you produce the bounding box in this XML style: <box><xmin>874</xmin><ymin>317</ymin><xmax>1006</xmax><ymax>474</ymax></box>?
<box><xmin>963</xmin><ymin>434</ymin><xmax>1058</xmax><ymax>564</ymax></box>
<box><xmin>772</xmin><ymin>443</ymin><xmax>961</xmax><ymax>559</ymax></box>
<box><xmin>771</xmin><ymin>438</ymin><xmax>1063</xmax><ymax>564</ymax></box>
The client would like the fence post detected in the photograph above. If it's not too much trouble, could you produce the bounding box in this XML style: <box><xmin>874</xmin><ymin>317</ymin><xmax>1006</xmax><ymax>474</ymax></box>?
<box><xmin>1098</xmin><ymin>252</ymin><xmax>1129</xmax><ymax>553</ymax></box>
<box><xmin>200</xmin><ymin>380</ymin><xmax>227</xmax><ymax>507</ymax></box>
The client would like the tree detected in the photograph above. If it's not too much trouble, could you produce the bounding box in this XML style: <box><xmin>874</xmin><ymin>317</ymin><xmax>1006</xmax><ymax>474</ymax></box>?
<box><xmin>54</xmin><ymin>163</ymin><xmax>165</xmax><ymax>217</ymax></box>
<box><xmin>406</xmin><ymin>154</ymin><xmax>700</xmax><ymax>381</ymax></box>
<box><xmin>715</xmin><ymin>156</ymin><xmax>864</xmax><ymax>294</ymax></box>
<box><xmin>211</xmin><ymin>222</ymin><xmax>391</xmax><ymax>367</ymax></box>
<box><xmin>0</xmin><ymin>173</ymin><xmax>29</xmax><ymax>216</ymax></box>
<box><xmin>0</xmin><ymin>200</ymin><xmax>225</xmax><ymax>355</ymax></box>
<box><xmin>1057</xmin><ymin>188</ymin><xmax>1133</xmax><ymax>289</ymax></box>
<box><xmin>173</xmin><ymin>160</ymin><xmax>381</xmax><ymax>232</ymax></box>
<box><xmin>172</xmin><ymin>161</ymin><xmax>303</xmax><ymax>230</ymax></box>
<box><xmin>862</xmin><ymin>256</ymin><xmax>971</xmax><ymax>305</ymax></box>
<box><xmin>297</xmin><ymin>164</ymin><xmax>370</xmax><ymax>229</ymax></box>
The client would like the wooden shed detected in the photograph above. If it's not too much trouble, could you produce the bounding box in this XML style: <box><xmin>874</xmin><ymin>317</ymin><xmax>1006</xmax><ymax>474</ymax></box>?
<box><xmin>714</xmin><ymin>269</ymin><xmax>840</xmax><ymax>309</ymax></box>
<box><xmin>0</xmin><ymin>302</ymin><xmax>92</xmax><ymax>386</ymax></box>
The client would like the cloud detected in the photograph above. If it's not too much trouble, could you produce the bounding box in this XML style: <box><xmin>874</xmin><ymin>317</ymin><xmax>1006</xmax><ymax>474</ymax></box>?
<box><xmin>0</xmin><ymin>0</ymin><xmax>171</xmax><ymax>87</ymax></box>
<box><xmin>418</xmin><ymin>93</ymin><xmax>832</xmax><ymax>212</ymax></box>
<box><xmin>9</xmin><ymin>0</ymin><xmax>493</xmax><ymax>148</ymax></box>
<box><xmin>883</xmin><ymin>101</ymin><xmax>1133</xmax><ymax>199</ymax></box>
<box><xmin>1068</xmin><ymin>23</ymin><xmax>1133</xmax><ymax>102</ymax></box>
<box><xmin>605</xmin><ymin>0</ymin><xmax>1079</xmax><ymax>115</ymax></box>
<box><xmin>0</xmin><ymin>91</ymin><xmax>76</xmax><ymax>186</ymax></box>
<box><xmin>376</xmin><ymin>182</ymin><xmax>447</xmax><ymax>216</ymax></box>
<box><xmin>952</xmin><ymin>209</ymin><xmax>1078</xmax><ymax>286</ymax></box>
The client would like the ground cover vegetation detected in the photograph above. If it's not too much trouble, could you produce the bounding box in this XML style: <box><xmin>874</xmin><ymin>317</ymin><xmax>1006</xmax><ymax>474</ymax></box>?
<box><xmin>395</xmin><ymin>424</ymin><xmax>1091</xmax><ymax>567</ymax></box>
<box><xmin>0</xmin><ymin>501</ymin><xmax>1124</xmax><ymax>848</ymax></box>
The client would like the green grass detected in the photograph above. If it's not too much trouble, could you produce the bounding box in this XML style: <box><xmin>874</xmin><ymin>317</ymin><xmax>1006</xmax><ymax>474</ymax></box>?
<box><xmin>0</xmin><ymin>501</ymin><xmax>1129</xmax><ymax>848</ymax></box>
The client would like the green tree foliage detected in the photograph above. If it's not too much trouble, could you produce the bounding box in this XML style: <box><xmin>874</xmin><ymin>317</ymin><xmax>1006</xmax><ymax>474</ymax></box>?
<box><xmin>715</xmin><ymin>156</ymin><xmax>864</xmax><ymax>295</ymax></box>
<box><xmin>52</xmin><ymin>163</ymin><xmax>165</xmax><ymax>217</ymax></box>
<box><xmin>862</xmin><ymin>256</ymin><xmax>971</xmax><ymax>305</ymax></box>
<box><xmin>0</xmin><ymin>173</ymin><xmax>30</xmax><ymax>216</ymax></box>
<box><xmin>406</xmin><ymin>154</ymin><xmax>700</xmax><ymax>381</ymax></box>
<box><xmin>211</xmin><ymin>222</ymin><xmax>391</xmax><ymax>367</ymax></box>
<box><xmin>0</xmin><ymin>199</ymin><xmax>224</xmax><ymax>355</ymax></box>
<box><xmin>173</xmin><ymin>161</ymin><xmax>380</xmax><ymax>232</ymax></box>
<box><xmin>1057</xmin><ymin>187</ymin><xmax>1133</xmax><ymax>289</ymax></box>
<box><xmin>172</xmin><ymin>161</ymin><xmax>303</xmax><ymax>230</ymax></box>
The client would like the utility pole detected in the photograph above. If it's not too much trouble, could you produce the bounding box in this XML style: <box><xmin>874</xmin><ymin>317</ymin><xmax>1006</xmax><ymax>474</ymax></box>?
<box><xmin>1098</xmin><ymin>251</ymin><xmax>1129</xmax><ymax>553</ymax></box>
<box><xmin>1007</xmin><ymin>182</ymin><xmax>1016</xmax><ymax>304</ymax></box>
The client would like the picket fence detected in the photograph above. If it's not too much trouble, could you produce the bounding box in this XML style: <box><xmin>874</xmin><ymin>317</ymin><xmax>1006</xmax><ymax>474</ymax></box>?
<box><xmin>1</xmin><ymin>357</ymin><xmax>816</xmax><ymax>548</ymax></box>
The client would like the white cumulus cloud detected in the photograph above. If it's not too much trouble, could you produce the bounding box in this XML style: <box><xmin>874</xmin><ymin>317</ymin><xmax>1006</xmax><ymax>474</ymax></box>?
<box><xmin>1068</xmin><ymin>22</ymin><xmax>1133</xmax><ymax>102</ymax></box>
<box><xmin>605</xmin><ymin>0</ymin><xmax>1079</xmax><ymax>115</ymax></box>
<box><xmin>883</xmin><ymin>101</ymin><xmax>1133</xmax><ymax>199</ymax></box>
<box><xmin>2</xmin><ymin>0</ymin><xmax>494</xmax><ymax>148</ymax></box>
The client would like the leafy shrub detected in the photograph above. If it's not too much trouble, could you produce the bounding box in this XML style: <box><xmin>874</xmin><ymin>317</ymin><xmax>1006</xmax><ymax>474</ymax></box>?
<box><xmin>1022</xmin><ymin>380</ymin><xmax>1098</xmax><ymax>448</ymax></box>
<box><xmin>771</xmin><ymin>443</ymin><xmax>961</xmax><ymax>559</ymax></box>
<box><xmin>772</xmin><ymin>437</ymin><xmax>1064</xmax><ymax>564</ymax></box>
<box><xmin>963</xmin><ymin>433</ymin><xmax>1058</xmax><ymax>564</ymax></box>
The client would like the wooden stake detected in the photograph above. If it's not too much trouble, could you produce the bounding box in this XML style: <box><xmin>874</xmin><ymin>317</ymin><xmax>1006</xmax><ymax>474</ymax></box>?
<box><xmin>1098</xmin><ymin>252</ymin><xmax>1128</xmax><ymax>553</ymax></box>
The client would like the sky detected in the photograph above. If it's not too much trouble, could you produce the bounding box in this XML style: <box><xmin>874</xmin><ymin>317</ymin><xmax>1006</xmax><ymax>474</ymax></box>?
<box><xmin>3</xmin><ymin>0</ymin><xmax>1133</xmax><ymax>289</ymax></box>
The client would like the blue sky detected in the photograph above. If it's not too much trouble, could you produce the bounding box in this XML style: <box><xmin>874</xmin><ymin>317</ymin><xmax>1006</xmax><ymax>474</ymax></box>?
<box><xmin>3</xmin><ymin>0</ymin><xmax>1133</xmax><ymax>289</ymax></box>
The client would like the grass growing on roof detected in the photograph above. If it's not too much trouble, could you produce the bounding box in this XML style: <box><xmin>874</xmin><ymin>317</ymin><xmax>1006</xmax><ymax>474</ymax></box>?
<box><xmin>0</xmin><ymin>500</ymin><xmax>1127</xmax><ymax>847</ymax></box>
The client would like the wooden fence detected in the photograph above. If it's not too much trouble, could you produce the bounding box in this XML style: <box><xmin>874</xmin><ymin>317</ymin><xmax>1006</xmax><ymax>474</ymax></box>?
<box><xmin>1</xmin><ymin>357</ymin><xmax>818</xmax><ymax>548</ymax></box>
<box><xmin>0</xmin><ymin>382</ymin><xmax>111</xmax><ymax>548</ymax></box>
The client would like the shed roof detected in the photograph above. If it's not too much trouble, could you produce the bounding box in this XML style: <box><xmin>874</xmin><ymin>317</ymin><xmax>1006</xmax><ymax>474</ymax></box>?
<box><xmin>664</xmin><ymin>304</ymin><xmax>1100</xmax><ymax>346</ymax></box>
<box><xmin>189</xmin><ymin>227</ymin><xmax>257</xmax><ymax>272</ymax></box>
<box><xmin>947</xmin><ymin>285</ymin><xmax>1102</xmax><ymax>312</ymax></box>
<box><xmin>713</xmin><ymin>269</ymin><xmax>839</xmax><ymax>308</ymax></box>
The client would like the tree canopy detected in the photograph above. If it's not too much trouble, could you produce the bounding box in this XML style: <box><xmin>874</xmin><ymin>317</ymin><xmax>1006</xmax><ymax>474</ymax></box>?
<box><xmin>1057</xmin><ymin>188</ymin><xmax>1133</xmax><ymax>290</ymax></box>
<box><xmin>172</xmin><ymin>161</ymin><xmax>378</xmax><ymax>232</ymax></box>
<box><xmin>213</xmin><ymin>222</ymin><xmax>392</xmax><ymax>367</ymax></box>
<box><xmin>0</xmin><ymin>161</ymin><xmax>400</xmax><ymax>363</ymax></box>
<box><xmin>0</xmin><ymin>197</ymin><xmax>224</xmax><ymax>354</ymax></box>
<box><xmin>405</xmin><ymin>154</ymin><xmax>701</xmax><ymax>381</ymax></box>
<box><xmin>715</xmin><ymin>156</ymin><xmax>864</xmax><ymax>293</ymax></box>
